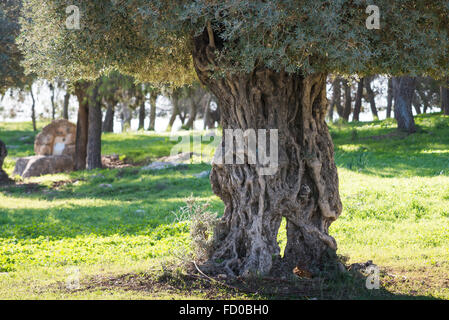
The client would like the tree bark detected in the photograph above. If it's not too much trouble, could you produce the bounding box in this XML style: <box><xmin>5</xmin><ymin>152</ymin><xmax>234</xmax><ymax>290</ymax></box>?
<box><xmin>364</xmin><ymin>77</ymin><xmax>378</xmax><ymax>120</ymax></box>
<box><xmin>63</xmin><ymin>92</ymin><xmax>70</xmax><ymax>120</ymax></box>
<box><xmin>74</xmin><ymin>82</ymin><xmax>89</xmax><ymax>170</ymax></box>
<box><xmin>393</xmin><ymin>76</ymin><xmax>417</xmax><ymax>133</ymax></box>
<box><xmin>352</xmin><ymin>78</ymin><xmax>364</xmax><ymax>122</ymax></box>
<box><xmin>148</xmin><ymin>93</ymin><xmax>157</xmax><ymax>131</ymax></box>
<box><xmin>193</xmin><ymin>31</ymin><xmax>342</xmax><ymax>277</ymax></box>
<box><xmin>87</xmin><ymin>82</ymin><xmax>103</xmax><ymax>170</ymax></box>
<box><xmin>386</xmin><ymin>78</ymin><xmax>393</xmax><ymax>119</ymax></box>
<box><xmin>441</xmin><ymin>84</ymin><xmax>449</xmax><ymax>116</ymax></box>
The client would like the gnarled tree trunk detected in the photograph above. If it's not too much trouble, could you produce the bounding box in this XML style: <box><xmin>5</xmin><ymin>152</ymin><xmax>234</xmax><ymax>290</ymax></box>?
<box><xmin>192</xmin><ymin>31</ymin><xmax>342</xmax><ymax>277</ymax></box>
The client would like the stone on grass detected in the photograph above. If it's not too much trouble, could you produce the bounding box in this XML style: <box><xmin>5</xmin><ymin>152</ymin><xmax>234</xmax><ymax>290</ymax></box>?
<box><xmin>34</xmin><ymin>119</ymin><xmax>76</xmax><ymax>157</ymax></box>
<box><xmin>141</xmin><ymin>161</ymin><xmax>183</xmax><ymax>171</ymax></box>
<box><xmin>13</xmin><ymin>155</ymin><xmax>74</xmax><ymax>178</ymax></box>
<box><xmin>14</xmin><ymin>119</ymin><xmax>77</xmax><ymax>178</ymax></box>
<box><xmin>193</xmin><ymin>170</ymin><xmax>210</xmax><ymax>178</ymax></box>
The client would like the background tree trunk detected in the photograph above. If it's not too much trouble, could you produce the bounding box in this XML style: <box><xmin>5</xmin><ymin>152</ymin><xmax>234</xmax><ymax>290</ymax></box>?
<box><xmin>63</xmin><ymin>92</ymin><xmax>70</xmax><ymax>120</ymax></box>
<box><xmin>352</xmin><ymin>78</ymin><xmax>364</xmax><ymax>122</ymax></box>
<box><xmin>412</xmin><ymin>93</ymin><xmax>422</xmax><ymax>115</ymax></box>
<box><xmin>74</xmin><ymin>82</ymin><xmax>89</xmax><ymax>170</ymax></box>
<box><xmin>185</xmin><ymin>98</ymin><xmax>198</xmax><ymax>129</ymax></box>
<box><xmin>121</xmin><ymin>103</ymin><xmax>132</xmax><ymax>132</ymax></box>
<box><xmin>386</xmin><ymin>78</ymin><xmax>393</xmax><ymax>119</ymax></box>
<box><xmin>332</xmin><ymin>78</ymin><xmax>343</xmax><ymax>119</ymax></box>
<box><xmin>193</xmin><ymin>32</ymin><xmax>342</xmax><ymax>277</ymax></box>
<box><xmin>102</xmin><ymin>102</ymin><xmax>115</xmax><ymax>133</ymax></box>
<box><xmin>148</xmin><ymin>93</ymin><xmax>157</xmax><ymax>131</ymax></box>
<box><xmin>30</xmin><ymin>85</ymin><xmax>37</xmax><ymax>132</ymax></box>
<box><xmin>167</xmin><ymin>94</ymin><xmax>179</xmax><ymax>132</ymax></box>
<box><xmin>138</xmin><ymin>98</ymin><xmax>146</xmax><ymax>130</ymax></box>
<box><xmin>49</xmin><ymin>82</ymin><xmax>56</xmax><ymax>120</ymax></box>
<box><xmin>0</xmin><ymin>140</ymin><xmax>12</xmax><ymax>185</ymax></box>
<box><xmin>342</xmin><ymin>80</ymin><xmax>352</xmax><ymax>121</ymax></box>
<box><xmin>393</xmin><ymin>76</ymin><xmax>417</xmax><ymax>133</ymax></box>
<box><xmin>87</xmin><ymin>82</ymin><xmax>102</xmax><ymax>170</ymax></box>
<box><xmin>364</xmin><ymin>77</ymin><xmax>378</xmax><ymax>120</ymax></box>
<box><xmin>440</xmin><ymin>84</ymin><xmax>449</xmax><ymax>116</ymax></box>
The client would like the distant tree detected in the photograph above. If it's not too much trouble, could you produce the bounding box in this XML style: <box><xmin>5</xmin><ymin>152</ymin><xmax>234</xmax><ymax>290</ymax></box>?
<box><xmin>393</xmin><ymin>77</ymin><xmax>417</xmax><ymax>133</ymax></box>
<box><xmin>386</xmin><ymin>78</ymin><xmax>393</xmax><ymax>119</ymax></box>
<box><xmin>353</xmin><ymin>78</ymin><xmax>364</xmax><ymax>122</ymax></box>
<box><xmin>364</xmin><ymin>76</ymin><xmax>379</xmax><ymax>120</ymax></box>
<box><xmin>440</xmin><ymin>81</ymin><xmax>449</xmax><ymax>116</ymax></box>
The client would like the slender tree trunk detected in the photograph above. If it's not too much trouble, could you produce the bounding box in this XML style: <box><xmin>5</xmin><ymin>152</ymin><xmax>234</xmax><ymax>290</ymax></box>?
<box><xmin>332</xmin><ymin>78</ymin><xmax>343</xmax><ymax>118</ymax></box>
<box><xmin>412</xmin><ymin>93</ymin><xmax>422</xmax><ymax>115</ymax></box>
<box><xmin>393</xmin><ymin>76</ymin><xmax>417</xmax><ymax>133</ymax></box>
<box><xmin>102</xmin><ymin>102</ymin><xmax>115</xmax><ymax>133</ymax></box>
<box><xmin>167</xmin><ymin>95</ymin><xmax>179</xmax><ymax>132</ymax></box>
<box><xmin>440</xmin><ymin>84</ymin><xmax>449</xmax><ymax>116</ymax></box>
<box><xmin>364</xmin><ymin>78</ymin><xmax>378</xmax><ymax>120</ymax></box>
<box><xmin>342</xmin><ymin>80</ymin><xmax>352</xmax><ymax>121</ymax></box>
<box><xmin>121</xmin><ymin>103</ymin><xmax>131</xmax><ymax>132</ymax></box>
<box><xmin>185</xmin><ymin>98</ymin><xmax>198</xmax><ymax>129</ymax></box>
<box><xmin>87</xmin><ymin>82</ymin><xmax>102</xmax><ymax>170</ymax></box>
<box><xmin>63</xmin><ymin>92</ymin><xmax>70</xmax><ymax>120</ymax></box>
<box><xmin>386</xmin><ymin>78</ymin><xmax>393</xmax><ymax>119</ymax></box>
<box><xmin>73</xmin><ymin>82</ymin><xmax>90</xmax><ymax>170</ymax></box>
<box><xmin>138</xmin><ymin>98</ymin><xmax>146</xmax><ymax>130</ymax></box>
<box><xmin>352</xmin><ymin>78</ymin><xmax>364</xmax><ymax>122</ymax></box>
<box><xmin>30</xmin><ymin>85</ymin><xmax>37</xmax><ymax>132</ymax></box>
<box><xmin>417</xmin><ymin>89</ymin><xmax>430</xmax><ymax>114</ymax></box>
<box><xmin>49</xmin><ymin>82</ymin><xmax>56</xmax><ymax>120</ymax></box>
<box><xmin>193</xmin><ymin>31</ymin><xmax>342</xmax><ymax>277</ymax></box>
<box><xmin>148</xmin><ymin>94</ymin><xmax>157</xmax><ymax>131</ymax></box>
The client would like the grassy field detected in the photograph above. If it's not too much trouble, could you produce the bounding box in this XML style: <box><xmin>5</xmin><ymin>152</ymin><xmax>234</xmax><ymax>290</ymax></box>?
<box><xmin>0</xmin><ymin>114</ymin><xmax>448</xmax><ymax>299</ymax></box>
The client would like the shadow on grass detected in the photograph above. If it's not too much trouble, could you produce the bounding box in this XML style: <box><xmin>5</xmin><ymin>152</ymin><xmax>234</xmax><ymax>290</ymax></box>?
<box><xmin>59</xmin><ymin>267</ymin><xmax>440</xmax><ymax>300</ymax></box>
<box><xmin>0</xmin><ymin>164</ymin><xmax>219</xmax><ymax>240</ymax></box>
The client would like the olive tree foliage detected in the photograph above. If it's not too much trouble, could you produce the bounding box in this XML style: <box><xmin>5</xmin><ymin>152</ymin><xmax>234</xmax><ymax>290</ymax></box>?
<box><xmin>0</xmin><ymin>0</ymin><xmax>31</xmax><ymax>94</ymax></box>
<box><xmin>18</xmin><ymin>1</ymin><xmax>449</xmax><ymax>82</ymax></box>
<box><xmin>18</xmin><ymin>1</ymin><xmax>449</xmax><ymax>277</ymax></box>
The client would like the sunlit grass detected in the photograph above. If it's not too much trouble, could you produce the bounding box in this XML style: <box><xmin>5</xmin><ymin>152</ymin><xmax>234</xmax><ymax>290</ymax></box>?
<box><xmin>0</xmin><ymin>114</ymin><xmax>448</xmax><ymax>299</ymax></box>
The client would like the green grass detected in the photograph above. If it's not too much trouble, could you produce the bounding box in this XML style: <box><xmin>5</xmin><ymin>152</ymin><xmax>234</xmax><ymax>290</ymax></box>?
<box><xmin>0</xmin><ymin>114</ymin><xmax>448</xmax><ymax>299</ymax></box>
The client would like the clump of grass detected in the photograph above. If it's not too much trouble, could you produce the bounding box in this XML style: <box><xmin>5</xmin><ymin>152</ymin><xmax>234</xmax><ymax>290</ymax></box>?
<box><xmin>178</xmin><ymin>196</ymin><xmax>219</xmax><ymax>262</ymax></box>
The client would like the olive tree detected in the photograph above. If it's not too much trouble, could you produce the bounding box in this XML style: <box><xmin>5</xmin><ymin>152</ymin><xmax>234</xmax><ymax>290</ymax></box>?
<box><xmin>18</xmin><ymin>1</ymin><xmax>449</xmax><ymax>277</ymax></box>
